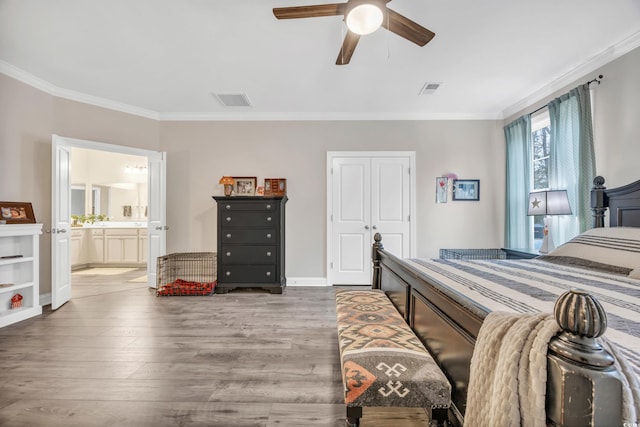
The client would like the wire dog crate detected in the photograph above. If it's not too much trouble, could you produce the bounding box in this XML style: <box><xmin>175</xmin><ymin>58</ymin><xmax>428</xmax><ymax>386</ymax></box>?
<box><xmin>439</xmin><ymin>248</ymin><xmax>506</xmax><ymax>260</ymax></box>
<box><xmin>156</xmin><ymin>252</ymin><xmax>217</xmax><ymax>296</ymax></box>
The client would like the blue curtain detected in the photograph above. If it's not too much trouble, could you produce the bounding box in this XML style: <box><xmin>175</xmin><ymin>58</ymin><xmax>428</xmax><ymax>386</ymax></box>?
<box><xmin>504</xmin><ymin>115</ymin><xmax>532</xmax><ymax>248</ymax></box>
<box><xmin>548</xmin><ymin>84</ymin><xmax>596</xmax><ymax>244</ymax></box>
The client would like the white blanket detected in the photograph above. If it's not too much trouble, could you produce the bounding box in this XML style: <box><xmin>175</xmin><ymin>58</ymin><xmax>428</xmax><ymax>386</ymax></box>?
<box><xmin>464</xmin><ymin>311</ymin><xmax>639</xmax><ymax>427</ymax></box>
<box><xmin>464</xmin><ymin>312</ymin><xmax>559</xmax><ymax>427</ymax></box>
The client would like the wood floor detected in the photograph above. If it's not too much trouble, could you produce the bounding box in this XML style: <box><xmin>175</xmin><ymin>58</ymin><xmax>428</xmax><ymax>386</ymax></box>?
<box><xmin>0</xmin><ymin>268</ymin><xmax>429</xmax><ymax>427</ymax></box>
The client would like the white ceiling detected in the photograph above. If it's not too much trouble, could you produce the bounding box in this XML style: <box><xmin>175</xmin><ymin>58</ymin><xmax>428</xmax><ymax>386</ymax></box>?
<box><xmin>2</xmin><ymin>0</ymin><xmax>640</xmax><ymax>120</ymax></box>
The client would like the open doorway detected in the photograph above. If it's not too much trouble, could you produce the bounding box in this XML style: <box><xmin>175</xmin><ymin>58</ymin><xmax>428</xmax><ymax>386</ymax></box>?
<box><xmin>70</xmin><ymin>148</ymin><xmax>150</xmax><ymax>298</ymax></box>
<box><xmin>51</xmin><ymin>135</ymin><xmax>166</xmax><ymax>309</ymax></box>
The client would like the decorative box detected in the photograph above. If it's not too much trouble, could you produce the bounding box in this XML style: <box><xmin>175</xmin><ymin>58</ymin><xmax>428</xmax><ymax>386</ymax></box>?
<box><xmin>264</xmin><ymin>178</ymin><xmax>287</xmax><ymax>196</ymax></box>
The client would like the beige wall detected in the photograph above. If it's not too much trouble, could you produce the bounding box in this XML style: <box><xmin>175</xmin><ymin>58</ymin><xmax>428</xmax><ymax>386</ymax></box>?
<box><xmin>160</xmin><ymin>120</ymin><xmax>504</xmax><ymax>278</ymax></box>
<box><xmin>1</xmin><ymin>44</ymin><xmax>638</xmax><ymax>295</ymax></box>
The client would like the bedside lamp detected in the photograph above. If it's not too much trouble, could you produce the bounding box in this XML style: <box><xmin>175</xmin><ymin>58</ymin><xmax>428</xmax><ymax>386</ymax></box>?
<box><xmin>528</xmin><ymin>190</ymin><xmax>572</xmax><ymax>254</ymax></box>
<box><xmin>219</xmin><ymin>176</ymin><xmax>235</xmax><ymax>197</ymax></box>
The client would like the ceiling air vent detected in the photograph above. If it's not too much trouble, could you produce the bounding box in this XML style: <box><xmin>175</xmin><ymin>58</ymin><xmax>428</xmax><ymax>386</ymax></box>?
<box><xmin>213</xmin><ymin>93</ymin><xmax>252</xmax><ymax>107</ymax></box>
<box><xmin>419</xmin><ymin>82</ymin><xmax>441</xmax><ymax>95</ymax></box>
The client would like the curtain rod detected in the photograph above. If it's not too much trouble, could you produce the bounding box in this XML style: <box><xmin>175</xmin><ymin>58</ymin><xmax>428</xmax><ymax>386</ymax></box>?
<box><xmin>529</xmin><ymin>74</ymin><xmax>604</xmax><ymax>116</ymax></box>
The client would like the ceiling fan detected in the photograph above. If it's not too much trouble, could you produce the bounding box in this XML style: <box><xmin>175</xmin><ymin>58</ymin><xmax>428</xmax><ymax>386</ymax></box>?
<box><xmin>273</xmin><ymin>0</ymin><xmax>435</xmax><ymax>65</ymax></box>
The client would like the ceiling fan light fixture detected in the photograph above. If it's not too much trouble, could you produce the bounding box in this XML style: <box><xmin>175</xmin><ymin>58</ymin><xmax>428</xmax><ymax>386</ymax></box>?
<box><xmin>346</xmin><ymin>4</ymin><xmax>383</xmax><ymax>35</ymax></box>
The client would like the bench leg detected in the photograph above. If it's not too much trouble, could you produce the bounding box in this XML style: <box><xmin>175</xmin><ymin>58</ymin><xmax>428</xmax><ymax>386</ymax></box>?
<box><xmin>346</xmin><ymin>406</ymin><xmax>362</xmax><ymax>427</ymax></box>
<box><xmin>430</xmin><ymin>407</ymin><xmax>449</xmax><ymax>427</ymax></box>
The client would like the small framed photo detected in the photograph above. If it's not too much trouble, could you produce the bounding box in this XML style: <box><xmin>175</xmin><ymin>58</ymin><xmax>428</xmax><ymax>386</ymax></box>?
<box><xmin>0</xmin><ymin>202</ymin><xmax>36</xmax><ymax>224</ymax></box>
<box><xmin>232</xmin><ymin>177</ymin><xmax>257</xmax><ymax>196</ymax></box>
<box><xmin>436</xmin><ymin>177</ymin><xmax>447</xmax><ymax>203</ymax></box>
<box><xmin>452</xmin><ymin>179</ymin><xmax>480</xmax><ymax>201</ymax></box>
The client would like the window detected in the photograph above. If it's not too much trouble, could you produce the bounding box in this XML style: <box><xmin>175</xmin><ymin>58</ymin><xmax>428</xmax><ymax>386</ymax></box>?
<box><xmin>531</xmin><ymin>110</ymin><xmax>551</xmax><ymax>249</ymax></box>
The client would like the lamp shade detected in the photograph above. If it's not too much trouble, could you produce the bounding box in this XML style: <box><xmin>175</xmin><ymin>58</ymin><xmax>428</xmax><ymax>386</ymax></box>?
<box><xmin>346</xmin><ymin>4</ymin><xmax>383</xmax><ymax>35</ymax></box>
<box><xmin>219</xmin><ymin>176</ymin><xmax>235</xmax><ymax>185</ymax></box>
<box><xmin>528</xmin><ymin>190</ymin><xmax>572</xmax><ymax>216</ymax></box>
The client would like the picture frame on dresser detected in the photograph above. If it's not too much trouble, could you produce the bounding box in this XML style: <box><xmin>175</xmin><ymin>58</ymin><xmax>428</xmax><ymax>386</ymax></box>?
<box><xmin>452</xmin><ymin>179</ymin><xmax>480</xmax><ymax>201</ymax></box>
<box><xmin>0</xmin><ymin>202</ymin><xmax>36</xmax><ymax>224</ymax></box>
<box><xmin>232</xmin><ymin>177</ymin><xmax>257</xmax><ymax>196</ymax></box>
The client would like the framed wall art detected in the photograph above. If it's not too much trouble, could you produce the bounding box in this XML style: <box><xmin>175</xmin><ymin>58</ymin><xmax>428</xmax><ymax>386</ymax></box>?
<box><xmin>452</xmin><ymin>179</ymin><xmax>480</xmax><ymax>201</ymax></box>
<box><xmin>436</xmin><ymin>177</ymin><xmax>448</xmax><ymax>203</ymax></box>
<box><xmin>0</xmin><ymin>202</ymin><xmax>36</xmax><ymax>224</ymax></box>
<box><xmin>232</xmin><ymin>177</ymin><xmax>257</xmax><ymax>196</ymax></box>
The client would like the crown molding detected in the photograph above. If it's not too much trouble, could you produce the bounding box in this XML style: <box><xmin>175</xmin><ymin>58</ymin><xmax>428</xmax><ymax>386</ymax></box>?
<box><xmin>0</xmin><ymin>60</ymin><xmax>159</xmax><ymax>120</ymax></box>
<box><xmin>502</xmin><ymin>30</ymin><xmax>640</xmax><ymax>119</ymax></box>
<box><xmin>157</xmin><ymin>111</ymin><xmax>501</xmax><ymax>121</ymax></box>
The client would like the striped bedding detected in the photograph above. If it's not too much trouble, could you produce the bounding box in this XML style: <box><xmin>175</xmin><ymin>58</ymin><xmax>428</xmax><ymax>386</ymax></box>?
<box><xmin>406</xmin><ymin>257</ymin><xmax>640</xmax><ymax>376</ymax></box>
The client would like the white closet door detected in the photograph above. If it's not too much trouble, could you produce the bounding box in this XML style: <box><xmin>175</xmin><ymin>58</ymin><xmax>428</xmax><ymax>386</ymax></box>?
<box><xmin>51</xmin><ymin>136</ymin><xmax>72</xmax><ymax>309</ymax></box>
<box><xmin>371</xmin><ymin>157</ymin><xmax>410</xmax><ymax>258</ymax></box>
<box><xmin>331</xmin><ymin>157</ymin><xmax>371</xmax><ymax>285</ymax></box>
<box><xmin>329</xmin><ymin>154</ymin><xmax>412</xmax><ymax>285</ymax></box>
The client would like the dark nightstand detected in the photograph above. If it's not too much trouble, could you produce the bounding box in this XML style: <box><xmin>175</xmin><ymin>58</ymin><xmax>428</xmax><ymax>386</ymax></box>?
<box><xmin>501</xmin><ymin>248</ymin><xmax>540</xmax><ymax>259</ymax></box>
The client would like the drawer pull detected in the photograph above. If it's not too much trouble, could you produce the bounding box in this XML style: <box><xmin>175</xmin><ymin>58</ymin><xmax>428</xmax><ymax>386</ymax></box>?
<box><xmin>266</xmin><ymin>271</ymin><xmax>271</xmax><ymax>276</ymax></box>
<box><xmin>226</xmin><ymin>233</ymin><xmax>232</xmax><ymax>239</ymax></box>
<box><xmin>266</xmin><ymin>233</ymin><xmax>272</xmax><ymax>239</ymax></box>
<box><xmin>266</xmin><ymin>204</ymin><xmax>271</xmax><ymax>209</ymax></box>
<box><xmin>226</xmin><ymin>251</ymin><xmax>231</xmax><ymax>257</ymax></box>
<box><xmin>266</xmin><ymin>251</ymin><xmax>272</xmax><ymax>257</ymax></box>
<box><xmin>225</xmin><ymin>271</ymin><xmax>231</xmax><ymax>276</ymax></box>
<box><xmin>226</xmin><ymin>217</ymin><xmax>232</xmax><ymax>222</ymax></box>
<box><xmin>225</xmin><ymin>205</ymin><xmax>231</xmax><ymax>210</ymax></box>
<box><xmin>267</xmin><ymin>217</ymin><xmax>272</xmax><ymax>222</ymax></box>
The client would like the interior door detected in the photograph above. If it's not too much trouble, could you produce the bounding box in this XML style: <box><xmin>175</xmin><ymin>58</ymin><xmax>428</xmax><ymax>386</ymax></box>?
<box><xmin>329</xmin><ymin>153</ymin><xmax>412</xmax><ymax>285</ymax></box>
<box><xmin>146</xmin><ymin>152</ymin><xmax>167</xmax><ymax>288</ymax></box>
<box><xmin>51</xmin><ymin>135</ymin><xmax>72</xmax><ymax>309</ymax></box>
<box><xmin>331</xmin><ymin>157</ymin><xmax>371</xmax><ymax>285</ymax></box>
<box><xmin>371</xmin><ymin>157</ymin><xmax>411</xmax><ymax>257</ymax></box>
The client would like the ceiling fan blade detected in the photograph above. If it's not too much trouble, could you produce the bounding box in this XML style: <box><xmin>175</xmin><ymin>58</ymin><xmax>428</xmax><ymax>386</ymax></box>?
<box><xmin>381</xmin><ymin>8</ymin><xmax>435</xmax><ymax>46</ymax></box>
<box><xmin>336</xmin><ymin>30</ymin><xmax>360</xmax><ymax>65</ymax></box>
<box><xmin>273</xmin><ymin>3</ymin><xmax>345</xmax><ymax>19</ymax></box>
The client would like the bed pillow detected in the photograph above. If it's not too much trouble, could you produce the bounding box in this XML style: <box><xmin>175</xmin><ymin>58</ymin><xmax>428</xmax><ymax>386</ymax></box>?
<box><xmin>538</xmin><ymin>226</ymin><xmax>640</xmax><ymax>274</ymax></box>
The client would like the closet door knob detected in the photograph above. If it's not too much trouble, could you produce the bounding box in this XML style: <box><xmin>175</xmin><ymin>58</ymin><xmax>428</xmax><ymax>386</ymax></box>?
<box><xmin>372</xmin><ymin>225</ymin><xmax>377</xmax><ymax>230</ymax></box>
<box><xmin>364</xmin><ymin>225</ymin><xmax>370</xmax><ymax>230</ymax></box>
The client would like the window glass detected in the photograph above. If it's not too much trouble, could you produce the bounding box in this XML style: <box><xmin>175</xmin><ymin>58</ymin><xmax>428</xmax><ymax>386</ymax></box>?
<box><xmin>531</xmin><ymin>110</ymin><xmax>550</xmax><ymax>249</ymax></box>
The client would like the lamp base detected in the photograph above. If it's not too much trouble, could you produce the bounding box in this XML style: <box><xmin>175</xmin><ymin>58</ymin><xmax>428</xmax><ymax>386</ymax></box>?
<box><xmin>538</xmin><ymin>221</ymin><xmax>555</xmax><ymax>254</ymax></box>
<box><xmin>223</xmin><ymin>184</ymin><xmax>233</xmax><ymax>197</ymax></box>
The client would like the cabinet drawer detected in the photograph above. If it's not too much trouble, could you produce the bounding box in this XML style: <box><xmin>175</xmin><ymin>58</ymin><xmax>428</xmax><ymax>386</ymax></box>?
<box><xmin>220</xmin><ymin>212</ymin><xmax>278</xmax><ymax>226</ymax></box>
<box><xmin>219</xmin><ymin>202</ymin><xmax>279</xmax><ymax>212</ymax></box>
<box><xmin>221</xmin><ymin>229</ymin><xmax>277</xmax><ymax>244</ymax></box>
<box><xmin>218</xmin><ymin>265</ymin><xmax>276</xmax><ymax>283</ymax></box>
<box><xmin>105</xmin><ymin>228</ymin><xmax>139</xmax><ymax>236</ymax></box>
<box><xmin>220</xmin><ymin>246</ymin><xmax>277</xmax><ymax>264</ymax></box>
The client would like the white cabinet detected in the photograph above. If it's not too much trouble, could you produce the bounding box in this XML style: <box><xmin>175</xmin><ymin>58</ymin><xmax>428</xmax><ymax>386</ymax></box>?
<box><xmin>90</xmin><ymin>229</ymin><xmax>105</xmax><ymax>263</ymax></box>
<box><xmin>71</xmin><ymin>228</ymin><xmax>88</xmax><ymax>269</ymax></box>
<box><xmin>0</xmin><ymin>224</ymin><xmax>42</xmax><ymax>328</ymax></box>
<box><xmin>139</xmin><ymin>235</ymin><xmax>148</xmax><ymax>263</ymax></box>
<box><xmin>105</xmin><ymin>229</ymin><xmax>140</xmax><ymax>265</ymax></box>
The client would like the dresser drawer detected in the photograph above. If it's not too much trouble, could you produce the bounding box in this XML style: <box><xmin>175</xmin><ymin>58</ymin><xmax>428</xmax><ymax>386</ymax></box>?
<box><xmin>218</xmin><ymin>265</ymin><xmax>277</xmax><ymax>283</ymax></box>
<box><xmin>220</xmin><ymin>212</ymin><xmax>278</xmax><ymax>227</ymax></box>
<box><xmin>221</xmin><ymin>229</ymin><xmax>277</xmax><ymax>244</ymax></box>
<box><xmin>219</xmin><ymin>202</ymin><xmax>279</xmax><ymax>212</ymax></box>
<box><xmin>220</xmin><ymin>245</ymin><xmax>277</xmax><ymax>264</ymax></box>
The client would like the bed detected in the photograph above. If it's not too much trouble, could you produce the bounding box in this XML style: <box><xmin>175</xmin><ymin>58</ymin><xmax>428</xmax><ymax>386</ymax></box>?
<box><xmin>371</xmin><ymin>176</ymin><xmax>640</xmax><ymax>426</ymax></box>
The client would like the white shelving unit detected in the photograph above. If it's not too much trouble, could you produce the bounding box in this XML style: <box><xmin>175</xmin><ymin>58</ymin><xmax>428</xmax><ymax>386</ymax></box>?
<box><xmin>0</xmin><ymin>224</ymin><xmax>42</xmax><ymax>327</ymax></box>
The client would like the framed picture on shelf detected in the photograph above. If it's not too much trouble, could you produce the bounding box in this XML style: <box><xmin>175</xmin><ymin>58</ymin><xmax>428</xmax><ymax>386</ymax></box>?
<box><xmin>232</xmin><ymin>177</ymin><xmax>257</xmax><ymax>196</ymax></box>
<box><xmin>436</xmin><ymin>177</ymin><xmax>447</xmax><ymax>203</ymax></box>
<box><xmin>0</xmin><ymin>202</ymin><xmax>36</xmax><ymax>224</ymax></box>
<box><xmin>452</xmin><ymin>179</ymin><xmax>480</xmax><ymax>201</ymax></box>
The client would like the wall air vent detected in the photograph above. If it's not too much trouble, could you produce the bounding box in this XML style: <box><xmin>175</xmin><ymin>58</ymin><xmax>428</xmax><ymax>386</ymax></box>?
<box><xmin>419</xmin><ymin>82</ymin><xmax>441</xmax><ymax>95</ymax></box>
<box><xmin>213</xmin><ymin>93</ymin><xmax>252</xmax><ymax>107</ymax></box>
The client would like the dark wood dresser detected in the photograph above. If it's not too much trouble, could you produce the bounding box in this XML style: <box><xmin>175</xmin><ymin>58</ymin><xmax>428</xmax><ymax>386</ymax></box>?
<box><xmin>212</xmin><ymin>196</ymin><xmax>287</xmax><ymax>294</ymax></box>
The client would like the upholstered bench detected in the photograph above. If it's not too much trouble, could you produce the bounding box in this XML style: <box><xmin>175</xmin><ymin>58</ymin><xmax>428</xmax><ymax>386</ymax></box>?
<box><xmin>335</xmin><ymin>289</ymin><xmax>451</xmax><ymax>427</ymax></box>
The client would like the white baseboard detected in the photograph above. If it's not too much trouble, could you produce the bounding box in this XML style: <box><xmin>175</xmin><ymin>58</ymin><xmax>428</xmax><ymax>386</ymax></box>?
<box><xmin>286</xmin><ymin>277</ymin><xmax>328</xmax><ymax>286</ymax></box>
<box><xmin>39</xmin><ymin>293</ymin><xmax>51</xmax><ymax>306</ymax></box>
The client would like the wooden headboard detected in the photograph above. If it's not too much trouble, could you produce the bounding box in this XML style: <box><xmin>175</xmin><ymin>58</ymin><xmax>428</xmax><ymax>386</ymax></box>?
<box><xmin>591</xmin><ymin>175</ymin><xmax>640</xmax><ymax>227</ymax></box>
